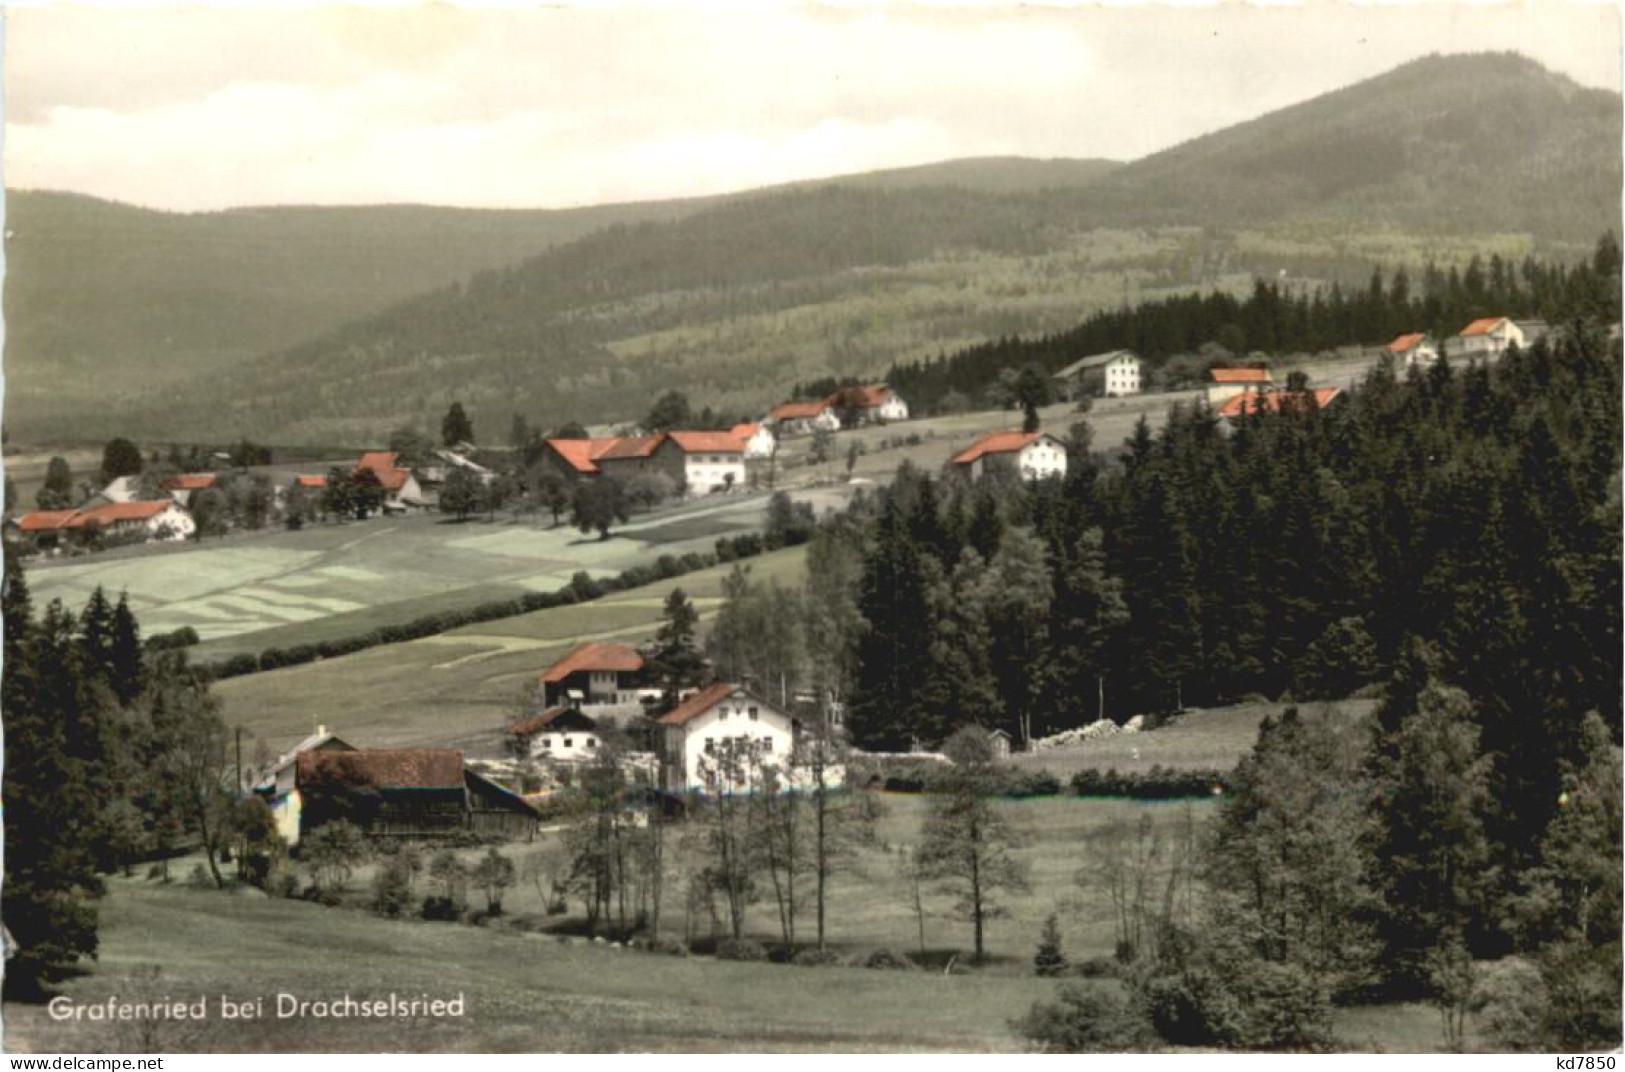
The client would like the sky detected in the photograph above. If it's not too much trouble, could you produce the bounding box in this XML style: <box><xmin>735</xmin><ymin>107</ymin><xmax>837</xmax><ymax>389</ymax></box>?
<box><xmin>4</xmin><ymin>1</ymin><xmax>1621</xmax><ymax>212</ymax></box>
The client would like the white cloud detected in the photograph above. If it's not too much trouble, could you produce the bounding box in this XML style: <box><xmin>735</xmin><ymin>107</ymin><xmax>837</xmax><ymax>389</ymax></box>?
<box><xmin>4</xmin><ymin>2</ymin><xmax>1619</xmax><ymax>210</ymax></box>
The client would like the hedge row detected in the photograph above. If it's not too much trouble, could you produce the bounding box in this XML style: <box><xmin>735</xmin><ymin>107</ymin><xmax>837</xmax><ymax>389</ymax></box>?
<box><xmin>850</xmin><ymin>756</ymin><xmax>1064</xmax><ymax>798</ymax></box>
<box><xmin>197</xmin><ymin>543</ymin><xmax>763</xmax><ymax>683</ymax></box>
<box><xmin>1069</xmin><ymin>766</ymin><xmax>1232</xmax><ymax>799</ymax></box>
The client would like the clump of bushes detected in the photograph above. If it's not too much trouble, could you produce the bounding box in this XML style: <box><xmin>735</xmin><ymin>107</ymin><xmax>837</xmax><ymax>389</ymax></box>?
<box><xmin>792</xmin><ymin>948</ymin><xmax>842</xmax><ymax>968</ymax></box>
<box><xmin>1070</xmin><ymin>766</ymin><xmax>1231</xmax><ymax>800</ymax></box>
<box><xmin>714</xmin><ymin>938</ymin><xmax>768</xmax><ymax>962</ymax></box>
<box><xmin>860</xmin><ymin>948</ymin><xmax>917</xmax><ymax>971</ymax></box>
<box><xmin>648</xmin><ymin>936</ymin><xmax>690</xmax><ymax>958</ymax></box>
<box><xmin>1014</xmin><ymin>983</ymin><xmax>1152</xmax><ymax>1053</ymax></box>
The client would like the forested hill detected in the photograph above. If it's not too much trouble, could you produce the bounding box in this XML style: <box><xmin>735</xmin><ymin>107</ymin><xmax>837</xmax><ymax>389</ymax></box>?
<box><xmin>11</xmin><ymin>51</ymin><xmax>1621</xmax><ymax>446</ymax></box>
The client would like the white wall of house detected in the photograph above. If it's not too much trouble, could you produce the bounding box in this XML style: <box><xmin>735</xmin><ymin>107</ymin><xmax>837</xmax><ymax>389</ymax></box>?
<box><xmin>1104</xmin><ymin>355</ymin><xmax>1142</xmax><ymax>396</ymax></box>
<box><xmin>143</xmin><ymin>505</ymin><xmax>196</xmax><ymax>541</ymax></box>
<box><xmin>1018</xmin><ymin>438</ymin><xmax>1068</xmax><ymax>481</ymax></box>
<box><xmin>671</xmin><ymin>697</ymin><xmax>797</xmax><ymax>792</ymax></box>
<box><xmin>1450</xmin><ymin>320</ymin><xmax>1525</xmax><ymax>360</ymax></box>
<box><xmin>743</xmin><ymin>427</ymin><xmax>777</xmax><ymax>458</ymax></box>
<box><xmin>529</xmin><ymin>727</ymin><xmax>602</xmax><ymax>762</ymax></box>
<box><xmin>876</xmin><ymin>393</ymin><xmax>909</xmax><ymax>421</ymax></box>
<box><xmin>683</xmin><ymin>454</ymin><xmax>747</xmax><ymax>495</ymax></box>
<box><xmin>1404</xmin><ymin>343</ymin><xmax>1441</xmax><ymax>368</ymax></box>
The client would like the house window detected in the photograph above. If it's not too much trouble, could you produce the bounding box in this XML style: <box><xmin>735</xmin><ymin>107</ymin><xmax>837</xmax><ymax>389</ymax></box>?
<box><xmin>540</xmin><ymin>738</ymin><xmax>552</xmax><ymax>749</ymax></box>
<box><xmin>563</xmin><ymin>737</ymin><xmax>574</xmax><ymax>748</ymax></box>
<box><xmin>762</xmin><ymin>737</ymin><xmax>773</xmax><ymax>752</ymax></box>
<box><xmin>720</xmin><ymin>706</ymin><xmax>729</xmax><ymax>720</ymax></box>
<box><xmin>705</xmin><ymin>738</ymin><xmax>715</xmax><ymax>754</ymax></box>
<box><xmin>749</xmin><ymin>706</ymin><xmax>759</xmax><ymax>721</ymax></box>
<box><xmin>587</xmin><ymin>738</ymin><xmax>597</xmax><ymax>749</ymax></box>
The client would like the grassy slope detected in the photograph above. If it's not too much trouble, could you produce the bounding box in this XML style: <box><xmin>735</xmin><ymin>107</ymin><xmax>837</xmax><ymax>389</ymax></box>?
<box><xmin>210</xmin><ymin>545</ymin><xmax>807</xmax><ymax>758</ymax></box>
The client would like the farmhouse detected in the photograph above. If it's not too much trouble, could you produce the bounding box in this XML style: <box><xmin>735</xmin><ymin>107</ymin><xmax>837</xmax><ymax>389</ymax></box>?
<box><xmin>949</xmin><ymin>431</ymin><xmax>1068</xmax><ymax>482</ymax></box>
<box><xmin>767</xmin><ymin>398</ymin><xmax>841</xmax><ymax>437</ymax></box>
<box><xmin>1205</xmin><ymin>367</ymin><xmax>1274</xmax><ymax>407</ymax></box>
<box><xmin>656</xmin><ymin>682</ymin><xmax>800</xmax><ymax>793</ymax></box>
<box><xmin>254</xmin><ymin>725</ymin><xmax>357</xmax><ymax>844</ymax></box>
<box><xmin>538</xmin><ymin>640</ymin><xmax>648</xmax><ymax>711</ymax></box>
<box><xmin>591</xmin><ymin>435</ymin><xmax>667</xmax><ymax>482</ymax></box>
<box><xmin>160</xmin><ymin>473</ymin><xmax>218</xmax><ymax>507</ymax></box>
<box><xmin>507</xmin><ymin>705</ymin><xmax>602</xmax><ymax>762</ymax></box>
<box><xmin>827</xmin><ymin>384</ymin><xmax>909</xmax><ymax>425</ymax></box>
<box><xmin>730</xmin><ymin>422</ymin><xmax>777</xmax><ymax>459</ymax></box>
<box><xmin>294</xmin><ymin>748</ymin><xmax>539</xmax><ymax>843</ymax></box>
<box><xmin>8</xmin><ymin>509</ymin><xmax>81</xmax><ymax>550</ymax></box>
<box><xmin>1448</xmin><ymin>316</ymin><xmax>1525</xmax><ymax>361</ymax></box>
<box><xmin>1215</xmin><ymin>386</ymin><xmax>1344</xmax><ymax>422</ymax></box>
<box><xmin>656</xmin><ymin>431</ymin><xmax>747</xmax><ymax>495</ymax></box>
<box><xmin>1384</xmin><ymin>332</ymin><xmax>1439</xmax><ymax>368</ymax></box>
<box><xmin>539</xmin><ymin>437</ymin><xmax>609</xmax><ymax>481</ymax></box>
<box><xmin>355</xmin><ymin>451</ymin><xmax>424</xmax><ymax>511</ymax></box>
<box><xmin>1053</xmin><ymin>350</ymin><xmax>1143</xmax><ymax>399</ymax></box>
<box><xmin>65</xmin><ymin>500</ymin><xmax>195</xmax><ymax>542</ymax></box>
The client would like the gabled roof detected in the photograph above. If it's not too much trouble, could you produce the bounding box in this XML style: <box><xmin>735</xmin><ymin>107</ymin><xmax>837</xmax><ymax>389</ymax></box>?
<box><xmin>545</xmin><ymin>437</ymin><xmax>606</xmax><ymax>475</ymax></box>
<box><xmin>297</xmin><ymin>748</ymin><xmax>464</xmax><ymax>791</ymax></box>
<box><xmin>1459</xmin><ymin>316</ymin><xmax>1511</xmax><ymax>337</ymax></box>
<box><xmin>255</xmin><ymin>728</ymin><xmax>355</xmax><ymax>790</ymax></box>
<box><xmin>465</xmin><ymin>768</ymin><xmax>542</xmax><ymax>817</ymax></box>
<box><xmin>163</xmin><ymin>473</ymin><xmax>217</xmax><ymax>491</ymax></box>
<box><xmin>540</xmin><ymin>641</ymin><xmax>645</xmax><ymax>683</ymax></box>
<box><xmin>64</xmin><ymin>500</ymin><xmax>176</xmax><ymax>528</ymax></box>
<box><xmin>1216</xmin><ymin>387</ymin><xmax>1342</xmax><ymax>419</ymax></box>
<box><xmin>827</xmin><ymin>384</ymin><xmax>893</xmax><ymax>409</ymax></box>
<box><xmin>665</xmin><ymin>431</ymin><xmax>745</xmax><ymax>454</ymax></box>
<box><xmin>15</xmin><ymin>509</ymin><xmax>81</xmax><ymax>532</ymax></box>
<box><xmin>657</xmin><ymin>681</ymin><xmax>751</xmax><ymax>725</ymax></box>
<box><xmin>1208</xmin><ymin>367</ymin><xmax>1273</xmax><ymax>384</ymax></box>
<box><xmin>730</xmin><ymin>422</ymin><xmax>764</xmax><ymax>438</ymax></box>
<box><xmin>1384</xmin><ymin>332</ymin><xmax>1430</xmax><ymax>353</ymax></box>
<box><xmin>508</xmin><ymin>705</ymin><xmax>598</xmax><ymax>737</ymax></box>
<box><xmin>357</xmin><ymin>451</ymin><xmax>400</xmax><ymax>471</ymax></box>
<box><xmin>355</xmin><ymin>451</ymin><xmax>413</xmax><ymax>493</ymax></box>
<box><xmin>950</xmin><ymin>430</ymin><xmax>1059</xmax><ymax>465</ymax></box>
<box><xmin>294</xmin><ymin>474</ymin><xmax>328</xmax><ymax>489</ymax></box>
<box><xmin>1054</xmin><ymin>350</ymin><xmax>1140</xmax><ymax>379</ymax></box>
<box><xmin>769</xmin><ymin>399</ymin><xmax>831</xmax><ymax>421</ymax></box>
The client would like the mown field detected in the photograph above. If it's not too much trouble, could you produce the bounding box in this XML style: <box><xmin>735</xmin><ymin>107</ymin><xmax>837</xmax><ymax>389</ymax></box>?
<box><xmin>212</xmin><ymin>546</ymin><xmax>808</xmax><ymax>760</ymax></box>
<box><xmin>2</xmin><ymin>794</ymin><xmax>1456</xmax><ymax>1053</ymax></box>
<box><xmin>23</xmin><ymin>491</ymin><xmax>782</xmax><ymax>658</ymax></box>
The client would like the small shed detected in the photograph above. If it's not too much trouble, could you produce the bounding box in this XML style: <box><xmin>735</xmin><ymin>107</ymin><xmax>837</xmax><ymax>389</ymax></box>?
<box><xmin>986</xmin><ymin>728</ymin><xmax>1013</xmax><ymax>760</ymax></box>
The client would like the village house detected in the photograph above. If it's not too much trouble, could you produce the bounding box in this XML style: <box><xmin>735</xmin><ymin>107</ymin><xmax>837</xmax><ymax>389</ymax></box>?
<box><xmin>292</xmin><ymin>747</ymin><xmax>539</xmax><ymax>844</ymax></box>
<box><xmin>539</xmin><ymin>437</ymin><xmax>610</xmax><ymax>481</ymax></box>
<box><xmin>291</xmin><ymin>474</ymin><xmax>328</xmax><ymax>492</ymax></box>
<box><xmin>1215</xmin><ymin>386</ymin><xmax>1344</xmax><ymax>424</ymax></box>
<box><xmin>766</xmin><ymin>398</ymin><xmax>841</xmax><ymax>437</ymax></box>
<box><xmin>655</xmin><ymin>431</ymin><xmax>748</xmax><ymax>495</ymax></box>
<box><xmin>91</xmin><ymin>475</ymin><xmax>141</xmax><ymax>506</ymax></box>
<box><xmin>68</xmin><ymin>500</ymin><xmax>196</xmax><ymax>543</ymax></box>
<box><xmin>591</xmin><ymin>435</ymin><xmax>666</xmax><ymax>482</ymax></box>
<box><xmin>8</xmin><ymin>509</ymin><xmax>82</xmax><ymax>551</ymax></box>
<box><xmin>1052</xmin><ymin>350</ymin><xmax>1143</xmax><ymax>399</ymax></box>
<box><xmin>1448</xmin><ymin>316</ymin><xmax>1525</xmax><ymax>361</ymax></box>
<box><xmin>730</xmin><ymin>422</ymin><xmax>777</xmax><ymax>460</ymax></box>
<box><xmin>160</xmin><ymin>473</ymin><xmax>218</xmax><ymax>507</ymax></box>
<box><xmin>254</xmin><ymin>725</ymin><xmax>357</xmax><ymax>845</ymax></box>
<box><xmin>507</xmin><ymin>705</ymin><xmax>603</xmax><ymax>762</ymax></box>
<box><xmin>1205</xmin><ymin>367</ymin><xmax>1274</xmax><ymax>407</ymax></box>
<box><xmin>1383</xmin><ymin>332</ymin><xmax>1439</xmax><ymax>369</ymax></box>
<box><xmin>827</xmin><ymin>384</ymin><xmax>910</xmax><ymax>425</ymax></box>
<box><xmin>949</xmin><ymin>431</ymin><xmax>1068</xmax><ymax>482</ymax></box>
<box><xmin>656</xmin><ymin>682</ymin><xmax>807</xmax><ymax>793</ymax></box>
<box><xmin>538</xmin><ymin>640</ymin><xmax>649</xmax><ymax>712</ymax></box>
<box><xmin>355</xmin><ymin>451</ymin><xmax>424</xmax><ymax>511</ymax></box>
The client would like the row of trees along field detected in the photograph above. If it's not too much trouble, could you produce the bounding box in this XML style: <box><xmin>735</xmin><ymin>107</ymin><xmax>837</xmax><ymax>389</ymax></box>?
<box><xmin>887</xmin><ymin>233</ymin><xmax>1622</xmax><ymax>411</ymax></box>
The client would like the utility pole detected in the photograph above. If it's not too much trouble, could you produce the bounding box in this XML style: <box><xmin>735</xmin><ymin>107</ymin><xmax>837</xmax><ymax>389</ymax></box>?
<box><xmin>235</xmin><ymin>726</ymin><xmax>243</xmax><ymax>795</ymax></box>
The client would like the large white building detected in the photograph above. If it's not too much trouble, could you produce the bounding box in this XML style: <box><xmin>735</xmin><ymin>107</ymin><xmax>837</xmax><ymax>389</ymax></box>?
<box><xmin>1384</xmin><ymin>332</ymin><xmax>1439</xmax><ymax>369</ymax></box>
<box><xmin>657</xmin><ymin>682</ymin><xmax>818</xmax><ymax>793</ymax></box>
<box><xmin>1448</xmin><ymin>316</ymin><xmax>1526</xmax><ymax>361</ymax></box>
<box><xmin>1053</xmin><ymin>350</ymin><xmax>1143</xmax><ymax>399</ymax></box>
<box><xmin>949</xmin><ymin>431</ymin><xmax>1068</xmax><ymax>482</ymax></box>
<box><xmin>657</xmin><ymin>432</ymin><xmax>748</xmax><ymax>495</ymax></box>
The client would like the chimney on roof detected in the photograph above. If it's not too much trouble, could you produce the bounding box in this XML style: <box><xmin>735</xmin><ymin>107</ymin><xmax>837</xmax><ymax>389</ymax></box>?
<box><xmin>317</xmin><ymin>724</ymin><xmax>326</xmax><ymax>738</ymax></box>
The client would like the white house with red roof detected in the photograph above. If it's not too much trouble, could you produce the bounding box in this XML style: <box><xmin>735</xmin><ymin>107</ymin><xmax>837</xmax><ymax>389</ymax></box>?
<box><xmin>538</xmin><ymin>641</ymin><xmax>649</xmax><ymax>711</ymax></box>
<box><xmin>827</xmin><ymin>384</ymin><xmax>909</xmax><ymax>425</ymax></box>
<box><xmin>1383</xmin><ymin>332</ymin><xmax>1439</xmax><ymax>369</ymax></box>
<box><xmin>656</xmin><ymin>431</ymin><xmax>748</xmax><ymax>495</ymax></box>
<box><xmin>766</xmin><ymin>398</ymin><xmax>841</xmax><ymax>436</ymax></box>
<box><xmin>949</xmin><ymin>431</ymin><xmax>1068</xmax><ymax>482</ymax></box>
<box><xmin>657</xmin><ymin>682</ymin><xmax>829</xmax><ymax>793</ymax></box>
<box><xmin>160</xmin><ymin>472</ymin><xmax>218</xmax><ymax>507</ymax></box>
<box><xmin>1449</xmin><ymin>316</ymin><xmax>1525</xmax><ymax>361</ymax></box>
<box><xmin>730</xmin><ymin>422</ymin><xmax>777</xmax><ymax>459</ymax></box>
<box><xmin>355</xmin><ymin>451</ymin><xmax>424</xmax><ymax>510</ymax></box>
<box><xmin>1205</xmin><ymin>366</ymin><xmax>1274</xmax><ymax>407</ymax></box>
<box><xmin>507</xmin><ymin>705</ymin><xmax>604</xmax><ymax>763</ymax></box>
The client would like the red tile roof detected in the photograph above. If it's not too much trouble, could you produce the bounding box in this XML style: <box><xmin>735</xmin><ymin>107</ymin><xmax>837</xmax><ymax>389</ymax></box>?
<box><xmin>162</xmin><ymin>473</ymin><xmax>217</xmax><ymax>491</ymax></box>
<box><xmin>540</xmin><ymin>641</ymin><xmax>645</xmax><ymax>684</ymax></box>
<box><xmin>665</xmin><ymin>431</ymin><xmax>746</xmax><ymax>454</ymax></box>
<box><xmin>356</xmin><ymin>451</ymin><xmax>412</xmax><ymax>493</ymax></box>
<box><xmin>596</xmin><ymin>435</ymin><xmax>664</xmax><ymax>460</ymax></box>
<box><xmin>15</xmin><ymin>509</ymin><xmax>81</xmax><ymax>532</ymax></box>
<box><xmin>296</xmin><ymin>748</ymin><xmax>464</xmax><ymax>791</ymax></box>
<box><xmin>950</xmin><ymin>430</ymin><xmax>1043</xmax><ymax>465</ymax></box>
<box><xmin>1459</xmin><ymin>316</ymin><xmax>1510</xmax><ymax>338</ymax></box>
<box><xmin>656</xmin><ymin>681</ymin><xmax>742</xmax><ymax>726</ymax></box>
<box><xmin>1216</xmin><ymin>387</ymin><xmax>1342</xmax><ymax>419</ymax></box>
<box><xmin>64</xmin><ymin>501</ymin><xmax>176</xmax><ymax>528</ymax></box>
<box><xmin>357</xmin><ymin>451</ymin><xmax>400</xmax><ymax>471</ymax></box>
<box><xmin>769</xmin><ymin>399</ymin><xmax>831</xmax><ymax>421</ymax></box>
<box><xmin>507</xmin><ymin>705</ymin><xmax>597</xmax><ymax>737</ymax></box>
<box><xmin>1208</xmin><ymin>367</ymin><xmax>1274</xmax><ymax>384</ymax></box>
<box><xmin>730</xmin><ymin>422</ymin><xmax>761</xmax><ymax>438</ymax></box>
<box><xmin>1385</xmin><ymin>332</ymin><xmax>1428</xmax><ymax>353</ymax></box>
<box><xmin>294</xmin><ymin>474</ymin><xmax>328</xmax><ymax>489</ymax></box>
<box><xmin>546</xmin><ymin>438</ymin><xmax>605</xmax><ymax>475</ymax></box>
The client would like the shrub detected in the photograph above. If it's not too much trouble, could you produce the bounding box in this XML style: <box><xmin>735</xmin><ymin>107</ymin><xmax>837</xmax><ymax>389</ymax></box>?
<box><xmin>1142</xmin><ymin>970</ymin><xmax>1242</xmax><ymax>1047</ymax></box>
<box><xmin>1071</xmin><ymin>767</ymin><xmax>1231</xmax><ymax>800</ymax></box>
<box><xmin>862</xmin><ymin>948</ymin><xmax>916</xmax><ymax>971</ymax></box>
<box><xmin>648</xmin><ymin>936</ymin><xmax>690</xmax><ymax>957</ymax></box>
<box><xmin>1014</xmin><ymin>983</ymin><xmax>1152</xmax><ymax>1053</ymax></box>
<box><xmin>1464</xmin><ymin>956</ymin><xmax>1545</xmax><ymax>1052</ymax></box>
<box><xmin>1073</xmin><ymin>957</ymin><xmax>1119</xmax><ymax>979</ymax></box>
<box><xmin>1230</xmin><ymin>961</ymin><xmax>1334</xmax><ymax>1052</ymax></box>
<box><xmin>792</xmin><ymin>948</ymin><xmax>843</xmax><ymax>968</ymax></box>
<box><xmin>371</xmin><ymin>856</ymin><xmax>417</xmax><ymax>918</ymax></box>
<box><xmin>1035</xmin><ymin>914</ymin><xmax>1068</xmax><ymax>977</ymax></box>
<box><xmin>714</xmin><ymin>938</ymin><xmax>768</xmax><ymax>962</ymax></box>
